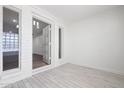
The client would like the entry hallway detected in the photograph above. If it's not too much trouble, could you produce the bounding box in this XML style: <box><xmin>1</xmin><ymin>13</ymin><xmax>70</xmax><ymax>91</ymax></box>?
<box><xmin>5</xmin><ymin>63</ymin><xmax>124</xmax><ymax>88</ymax></box>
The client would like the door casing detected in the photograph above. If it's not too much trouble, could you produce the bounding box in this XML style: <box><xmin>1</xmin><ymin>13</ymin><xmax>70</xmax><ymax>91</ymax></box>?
<box><xmin>32</xmin><ymin>12</ymin><xmax>54</xmax><ymax>74</ymax></box>
<box><xmin>0</xmin><ymin>5</ymin><xmax>22</xmax><ymax>77</ymax></box>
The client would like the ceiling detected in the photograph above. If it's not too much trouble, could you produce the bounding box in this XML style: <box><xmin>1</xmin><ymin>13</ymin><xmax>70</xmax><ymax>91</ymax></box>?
<box><xmin>39</xmin><ymin>5</ymin><xmax>117</xmax><ymax>24</ymax></box>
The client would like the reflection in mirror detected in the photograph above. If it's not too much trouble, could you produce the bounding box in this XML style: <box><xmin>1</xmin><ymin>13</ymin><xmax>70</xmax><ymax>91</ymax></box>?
<box><xmin>59</xmin><ymin>27</ymin><xmax>62</xmax><ymax>59</ymax></box>
<box><xmin>3</xmin><ymin>7</ymin><xmax>19</xmax><ymax>71</ymax></box>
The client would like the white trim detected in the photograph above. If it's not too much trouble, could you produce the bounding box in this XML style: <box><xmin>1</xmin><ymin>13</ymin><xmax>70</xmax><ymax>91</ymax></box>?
<box><xmin>32</xmin><ymin>11</ymin><xmax>54</xmax><ymax>72</ymax></box>
<box><xmin>0</xmin><ymin>6</ymin><xmax>3</xmax><ymax>80</ymax></box>
<box><xmin>1</xmin><ymin>5</ymin><xmax>22</xmax><ymax>76</ymax></box>
<box><xmin>32</xmin><ymin>12</ymin><xmax>54</xmax><ymax>25</ymax></box>
<box><xmin>32</xmin><ymin>64</ymin><xmax>53</xmax><ymax>75</ymax></box>
<box><xmin>1</xmin><ymin>68</ymin><xmax>20</xmax><ymax>78</ymax></box>
<box><xmin>70</xmin><ymin>62</ymin><xmax>124</xmax><ymax>76</ymax></box>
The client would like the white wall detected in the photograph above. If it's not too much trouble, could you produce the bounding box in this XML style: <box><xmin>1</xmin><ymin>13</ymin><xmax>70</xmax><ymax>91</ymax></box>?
<box><xmin>66</xmin><ymin>6</ymin><xmax>124</xmax><ymax>75</ymax></box>
<box><xmin>33</xmin><ymin>33</ymin><xmax>44</xmax><ymax>55</ymax></box>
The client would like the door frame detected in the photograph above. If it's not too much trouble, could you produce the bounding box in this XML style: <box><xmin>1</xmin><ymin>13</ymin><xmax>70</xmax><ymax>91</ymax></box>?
<box><xmin>32</xmin><ymin>12</ymin><xmax>54</xmax><ymax>74</ymax></box>
<box><xmin>0</xmin><ymin>5</ymin><xmax>3</xmax><ymax>80</ymax></box>
<box><xmin>0</xmin><ymin>5</ymin><xmax>22</xmax><ymax>77</ymax></box>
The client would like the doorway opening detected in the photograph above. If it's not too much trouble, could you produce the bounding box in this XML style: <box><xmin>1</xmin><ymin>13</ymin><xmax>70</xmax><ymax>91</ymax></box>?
<box><xmin>32</xmin><ymin>17</ymin><xmax>51</xmax><ymax>69</ymax></box>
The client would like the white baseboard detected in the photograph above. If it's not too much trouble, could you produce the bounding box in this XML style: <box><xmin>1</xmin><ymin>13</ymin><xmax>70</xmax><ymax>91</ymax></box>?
<box><xmin>69</xmin><ymin>62</ymin><xmax>124</xmax><ymax>76</ymax></box>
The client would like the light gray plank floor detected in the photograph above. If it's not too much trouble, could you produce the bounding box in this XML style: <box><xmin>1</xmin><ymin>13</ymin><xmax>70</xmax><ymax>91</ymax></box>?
<box><xmin>4</xmin><ymin>63</ymin><xmax>124</xmax><ymax>88</ymax></box>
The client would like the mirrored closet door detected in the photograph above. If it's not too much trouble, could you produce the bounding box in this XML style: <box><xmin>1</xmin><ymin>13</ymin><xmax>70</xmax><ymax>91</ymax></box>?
<box><xmin>2</xmin><ymin>7</ymin><xmax>20</xmax><ymax>71</ymax></box>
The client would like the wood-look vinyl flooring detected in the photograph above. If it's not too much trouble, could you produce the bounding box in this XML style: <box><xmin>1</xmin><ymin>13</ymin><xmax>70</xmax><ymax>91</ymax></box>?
<box><xmin>5</xmin><ymin>63</ymin><xmax>124</xmax><ymax>88</ymax></box>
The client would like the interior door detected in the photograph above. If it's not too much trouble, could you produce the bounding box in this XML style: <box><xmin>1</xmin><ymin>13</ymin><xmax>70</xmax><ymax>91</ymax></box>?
<box><xmin>2</xmin><ymin>7</ymin><xmax>20</xmax><ymax>71</ymax></box>
<box><xmin>43</xmin><ymin>25</ymin><xmax>51</xmax><ymax>65</ymax></box>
